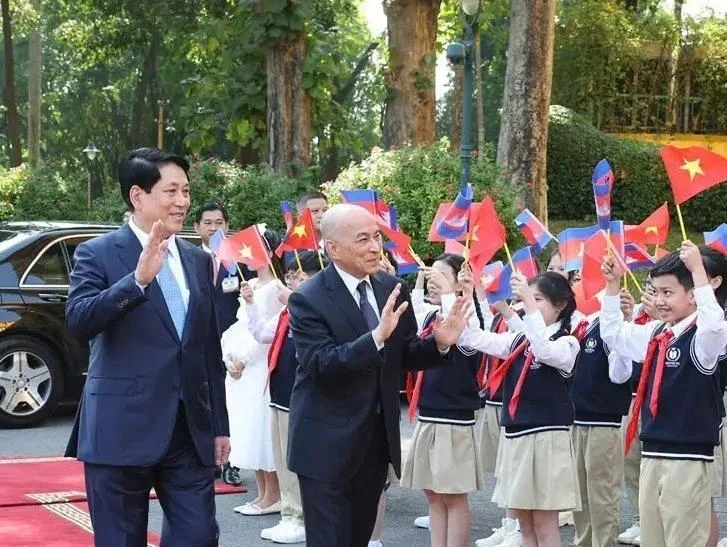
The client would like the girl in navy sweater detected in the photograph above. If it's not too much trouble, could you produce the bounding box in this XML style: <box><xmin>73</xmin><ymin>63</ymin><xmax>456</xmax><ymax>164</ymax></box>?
<box><xmin>459</xmin><ymin>271</ymin><xmax>582</xmax><ymax>547</ymax></box>
<box><xmin>401</xmin><ymin>254</ymin><xmax>485</xmax><ymax>547</ymax></box>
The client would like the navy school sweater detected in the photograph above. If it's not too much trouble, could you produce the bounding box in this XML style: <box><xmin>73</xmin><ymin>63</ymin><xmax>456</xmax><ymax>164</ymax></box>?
<box><xmin>269</xmin><ymin>322</ymin><xmax>298</xmax><ymax>412</ymax></box>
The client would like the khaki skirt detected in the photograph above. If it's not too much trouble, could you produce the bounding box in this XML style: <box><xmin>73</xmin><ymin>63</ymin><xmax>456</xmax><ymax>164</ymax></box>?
<box><xmin>711</xmin><ymin>424</ymin><xmax>727</xmax><ymax>498</ymax></box>
<box><xmin>492</xmin><ymin>429</ymin><xmax>580</xmax><ymax>511</ymax></box>
<box><xmin>401</xmin><ymin>420</ymin><xmax>484</xmax><ymax>494</ymax></box>
<box><xmin>479</xmin><ymin>403</ymin><xmax>502</xmax><ymax>473</ymax></box>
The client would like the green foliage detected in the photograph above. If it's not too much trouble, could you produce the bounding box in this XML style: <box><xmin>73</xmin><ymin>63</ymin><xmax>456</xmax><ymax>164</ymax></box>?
<box><xmin>323</xmin><ymin>141</ymin><xmax>523</xmax><ymax>261</ymax></box>
<box><xmin>547</xmin><ymin>105</ymin><xmax>727</xmax><ymax>232</ymax></box>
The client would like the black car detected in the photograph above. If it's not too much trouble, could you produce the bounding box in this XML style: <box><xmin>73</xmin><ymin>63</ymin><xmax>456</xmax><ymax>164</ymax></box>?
<box><xmin>0</xmin><ymin>221</ymin><xmax>201</xmax><ymax>428</ymax></box>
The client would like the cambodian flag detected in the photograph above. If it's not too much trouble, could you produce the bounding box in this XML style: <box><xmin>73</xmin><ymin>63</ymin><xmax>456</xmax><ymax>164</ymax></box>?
<box><xmin>208</xmin><ymin>229</ymin><xmax>237</xmax><ymax>275</ymax></box>
<box><xmin>558</xmin><ymin>225</ymin><xmax>599</xmax><ymax>272</ymax></box>
<box><xmin>514</xmin><ymin>208</ymin><xmax>555</xmax><ymax>254</ymax></box>
<box><xmin>434</xmin><ymin>183</ymin><xmax>473</xmax><ymax>240</ymax></box>
<box><xmin>592</xmin><ymin>159</ymin><xmax>615</xmax><ymax>231</ymax></box>
<box><xmin>485</xmin><ymin>247</ymin><xmax>538</xmax><ymax>302</ymax></box>
<box><xmin>704</xmin><ymin>224</ymin><xmax>727</xmax><ymax>255</ymax></box>
<box><xmin>280</xmin><ymin>201</ymin><xmax>294</xmax><ymax>232</ymax></box>
<box><xmin>480</xmin><ymin>261</ymin><xmax>504</xmax><ymax>290</ymax></box>
<box><xmin>340</xmin><ymin>189</ymin><xmax>391</xmax><ymax>225</ymax></box>
<box><xmin>385</xmin><ymin>242</ymin><xmax>419</xmax><ymax>275</ymax></box>
<box><xmin>606</xmin><ymin>220</ymin><xmax>626</xmax><ymax>260</ymax></box>
<box><xmin>624</xmin><ymin>242</ymin><xmax>656</xmax><ymax>271</ymax></box>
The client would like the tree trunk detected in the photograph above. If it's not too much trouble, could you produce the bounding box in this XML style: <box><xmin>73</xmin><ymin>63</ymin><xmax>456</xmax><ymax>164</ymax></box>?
<box><xmin>28</xmin><ymin>0</ymin><xmax>41</xmax><ymax>168</ymax></box>
<box><xmin>449</xmin><ymin>65</ymin><xmax>463</xmax><ymax>153</ymax></box>
<box><xmin>496</xmin><ymin>0</ymin><xmax>556</xmax><ymax>221</ymax></box>
<box><xmin>266</xmin><ymin>32</ymin><xmax>311</xmax><ymax>174</ymax></box>
<box><xmin>1</xmin><ymin>0</ymin><xmax>22</xmax><ymax>167</ymax></box>
<box><xmin>474</xmin><ymin>27</ymin><xmax>485</xmax><ymax>162</ymax></box>
<box><xmin>129</xmin><ymin>31</ymin><xmax>160</xmax><ymax>149</ymax></box>
<box><xmin>666</xmin><ymin>0</ymin><xmax>683</xmax><ymax>132</ymax></box>
<box><xmin>382</xmin><ymin>0</ymin><xmax>441</xmax><ymax>148</ymax></box>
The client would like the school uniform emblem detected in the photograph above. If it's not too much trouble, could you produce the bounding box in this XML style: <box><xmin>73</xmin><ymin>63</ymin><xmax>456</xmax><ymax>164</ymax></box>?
<box><xmin>666</xmin><ymin>347</ymin><xmax>681</xmax><ymax>367</ymax></box>
<box><xmin>585</xmin><ymin>337</ymin><xmax>597</xmax><ymax>352</ymax></box>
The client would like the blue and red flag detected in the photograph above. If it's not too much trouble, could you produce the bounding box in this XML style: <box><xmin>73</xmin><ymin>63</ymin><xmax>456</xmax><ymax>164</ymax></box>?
<box><xmin>592</xmin><ymin>159</ymin><xmax>615</xmax><ymax>230</ymax></box>
<box><xmin>624</xmin><ymin>242</ymin><xmax>656</xmax><ymax>271</ymax></box>
<box><xmin>558</xmin><ymin>225</ymin><xmax>599</xmax><ymax>272</ymax></box>
<box><xmin>514</xmin><ymin>208</ymin><xmax>555</xmax><ymax>254</ymax></box>
<box><xmin>485</xmin><ymin>247</ymin><xmax>538</xmax><ymax>302</ymax></box>
<box><xmin>606</xmin><ymin>220</ymin><xmax>626</xmax><ymax>260</ymax></box>
<box><xmin>433</xmin><ymin>183</ymin><xmax>473</xmax><ymax>240</ymax></box>
<box><xmin>480</xmin><ymin>261</ymin><xmax>504</xmax><ymax>291</ymax></box>
<box><xmin>340</xmin><ymin>188</ymin><xmax>391</xmax><ymax>225</ymax></box>
<box><xmin>208</xmin><ymin>229</ymin><xmax>237</xmax><ymax>275</ymax></box>
<box><xmin>704</xmin><ymin>224</ymin><xmax>727</xmax><ymax>254</ymax></box>
<box><xmin>385</xmin><ymin>242</ymin><xmax>419</xmax><ymax>275</ymax></box>
<box><xmin>280</xmin><ymin>201</ymin><xmax>294</xmax><ymax>232</ymax></box>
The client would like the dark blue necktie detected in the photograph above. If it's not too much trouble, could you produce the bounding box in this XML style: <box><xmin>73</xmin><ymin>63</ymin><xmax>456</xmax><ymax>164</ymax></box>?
<box><xmin>356</xmin><ymin>281</ymin><xmax>378</xmax><ymax>331</ymax></box>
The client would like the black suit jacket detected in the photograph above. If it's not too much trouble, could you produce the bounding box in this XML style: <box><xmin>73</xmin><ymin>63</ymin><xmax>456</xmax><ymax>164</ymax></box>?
<box><xmin>203</xmin><ymin>247</ymin><xmax>256</xmax><ymax>335</ymax></box>
<box><xmin>286</xmin><ymin>265</ymin><xmax>447</xmax><ymax>482</ymax></box>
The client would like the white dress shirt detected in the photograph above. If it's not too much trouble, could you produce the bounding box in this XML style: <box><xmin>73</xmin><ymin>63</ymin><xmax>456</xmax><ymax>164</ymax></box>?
<box><xmin>600</xmin><ymin>286</ymin><xmax>727</xmax><ymax>376</ymax></box>
<box><xmin>129</xmin><ymin>216</ymin><xmax>190</xmax><ymax>309</ymax></box>
<box><xmin>334</xmin><ymin>264</ymin><xmax>384</xmax><ymax>350</ymax></box>
<box><xmin>459</xmin><ymin>311</ymin><xmax>581</xmax><ymax>374</ymax></box>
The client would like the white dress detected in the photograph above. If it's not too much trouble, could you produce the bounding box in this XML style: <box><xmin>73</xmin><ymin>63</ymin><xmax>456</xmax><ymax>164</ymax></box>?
<box><xmin>221</xmin><ymin>279</ymin><xmax>282</xmax><ymax>472</ymax></box>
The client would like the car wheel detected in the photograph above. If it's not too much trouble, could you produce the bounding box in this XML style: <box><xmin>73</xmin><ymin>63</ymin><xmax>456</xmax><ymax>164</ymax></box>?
<box><xmin>0</xmin><ymin>335</ymin><xmax>64</xmax><ymax>428</ymax></box>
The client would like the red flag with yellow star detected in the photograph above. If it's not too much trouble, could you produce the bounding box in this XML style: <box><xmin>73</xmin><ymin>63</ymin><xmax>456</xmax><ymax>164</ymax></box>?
<box><xmin>625</xmin><ymin>202</ymin><xmax>670</xmax><ymax>246</ymax></box>
<box><xmin>660</xmin><ymin>146</ymin><xmax>727</xmax><ymax>204</ymax></box>
<box><xmin>469</xmin><ymin>195</ymin><xmax>507</xmax><ymax>266</ymax></box>
<box><xmin>218</xmin><ymin>226</ymin><xmax>271</xmax><ymax>270</ymax></box>
<box><xmin>275</xmin><ymin>208</ymin><xmax>318</xmax><ymax>257</ymax></box>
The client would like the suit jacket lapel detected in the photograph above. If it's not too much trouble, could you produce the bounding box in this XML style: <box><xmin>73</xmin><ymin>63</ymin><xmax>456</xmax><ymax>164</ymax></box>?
<box><xmin>115</xmin><ymin>224</ymin><xmax>179</xmax><ymax>343</ymax></box>
<box><xmin>370</xmin><ymin>274</ymin><xmax>390</xmax><ymax>317</ymax></box>
<box><xmin>323</xmin><ymin>266</ymin><xmax>368</xmax><ymax>336</ymax></box>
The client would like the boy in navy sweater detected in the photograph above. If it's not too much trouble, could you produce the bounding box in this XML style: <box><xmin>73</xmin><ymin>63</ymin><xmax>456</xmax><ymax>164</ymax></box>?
<box><xmin>600</xmin><ymin>242</ymin><xmax>727</xmax><ymax>547</ymax></box>
<box><xmin>244</xmin><ymin>251</ymin><xmax>328</xmax><ymax>545</ymax></box>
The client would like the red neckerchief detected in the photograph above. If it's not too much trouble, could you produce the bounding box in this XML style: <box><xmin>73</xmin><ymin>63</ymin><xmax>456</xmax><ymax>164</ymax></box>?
<box><xmin>265</xmin><ymin>309</ymin><xmax>290</xmax><ymax>391</ymax></box>
<box><xmin>406</xmin><ymin>319</ymin><xmax>437</xmax><ymax>422</ymax></box>
<box><xmin>486</xmin><ymin>338</ymin><xmax>529</xmax><ymax>400</ymax></box>
<box><xmin>624</xmin><ymin>321</ymin><xmax>691</xmax><ymax>454</ymax></box>
<box><xmin>477</xmin><ymin>315</ymin><xmax>508</xmax><ymax>390</ymax></box>
<box><xmin>572</xmin><ymin>319</ymin><xmax>590</xmax><ymax>344</ymax></box>
<box><xmin>634</xmin><ymin>308</ymin><xmax>651</xmax><ymax>325</ymax></box>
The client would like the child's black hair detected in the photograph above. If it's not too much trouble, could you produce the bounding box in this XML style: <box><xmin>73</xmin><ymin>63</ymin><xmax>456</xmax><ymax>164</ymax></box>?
<box><xmin>527</xmin><ymin>271</ymin><xmax>578</xmax><ymax>338</ymax></box>
<box><xmin>650</xmin><ymin>245</ymin><xmax>727</xmax><ymax>307</ymax></box>
<box><xmin>286</xmin><ymin>250</ymin><xmax>328</xmax><ymax>277</ymax></box>
<box><xmin>261</xmin><ymin>230</ymin><xmax>285</xmax><ymax>279</ymax></box>
<box><xmin>433</xmin><ymin>253</ymin><xmax>485</xmax><ymax>330</ymax></box>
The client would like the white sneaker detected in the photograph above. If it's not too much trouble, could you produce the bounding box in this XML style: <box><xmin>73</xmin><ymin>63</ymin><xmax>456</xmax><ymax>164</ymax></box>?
<box><xmin>271</xmin><ymin>522</ymin><xmax>306</xmax><ymax>544</ymax></box>
<box><xmin>414</xmin><ymin>516</ymin><xmax>430</xmax><ymax>529</ymax></box>
<box><xmin>617</xmin><ymin>523</ymin><xmax>641</xmax><ymax>544</ymax></box>
<box><xmin>632</xmin><ymin>535</ymin><xmax>641</xmax><ymax>546</ymax></box>
<box><xmin>498</xmin><ymin>529</ymin><xmax>522</xmax><ymax>547</ymax></box>
<box><xmin>368</xmin><ymin>541</ymin><xmax>383</xmax><ymax>547</ymax></box>
<box><xmin>261</xmin><ymin>521</ymin><xmax>288</xmax><ymax>540</ymax></box>
<box><xmin>716</xmin><ymin>538</ymin><xmax>727</xmax><ymax>547</ymax></box>
<box><xmin>558</xmin><ymin>511</ymin><xmax>574</xmax><ymax>527</ymax></box>
<box><xmin>475</xmin><ymin>518</ymin><xmax>516</xmax><ymax>547</ymax></box>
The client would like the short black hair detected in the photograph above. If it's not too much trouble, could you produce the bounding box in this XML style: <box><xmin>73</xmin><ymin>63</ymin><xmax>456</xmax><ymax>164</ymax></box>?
<box><xmin>286</xmin><ymin>250</ymin><xmax>328</xmax><ymax>276</ymax></box>
<box><xmin>195</xmin><ymin>202</ymin><xmax>229</xmax><ymax>224</ymax></box>
<box><xmin>118</xmin><ymin>147</ymin><xmax>190</xmax><ymax>210</ymax></box>
<box><xmin>297</xmin><ymin>191</ymin><xmax>327</xmax><ymax>212</ymax></box>
<box><xmin>650</xmin><ymin>245</ymin><xmax>727</xmax><ymax>307</ymax></box>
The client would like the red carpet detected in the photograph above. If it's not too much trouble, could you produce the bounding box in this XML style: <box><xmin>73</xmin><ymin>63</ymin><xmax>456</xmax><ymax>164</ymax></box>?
<box><xmin>0</xmin><ymin>456</ymin><xmax>246</xmax><ymax>508</ymax></box>
<box><xmin>0</xmin><ymin>501</ymin><xmax>161</xmax><ymax>546</ymax></box>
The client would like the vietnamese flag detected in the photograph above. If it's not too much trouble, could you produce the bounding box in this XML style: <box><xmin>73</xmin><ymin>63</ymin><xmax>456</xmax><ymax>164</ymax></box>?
<box><xmin>660</xmin><ymin>146</ymin><xmax>727</xmax><ymax>204</ymax></box>
<box><xmin>572</xmin><ymin>280</ymin><xmax>602</xmax><ymax>316</ymax></box>
<box><xmin>468</xmin><ymin>196</ymin><xmax>507</xmax><ymax>265</ymax></box>
<box><xmin>625</xmin><ymin>202</ymin><xmax>670</xmax><ymax>246</ymax></box>
<box><xmin>275</xmin><ymin>208</ymin><xmax>318</xmax><ymax>257</ymax></box>
<box><xmin>581</xmin><ymin>230</ymin><xmax>630</xmax><ymax>300</ymax></box>
<box><xmin>219</xmin><ymin>226</ymin><xmax>271</xmax><ymax>270</ymax></box>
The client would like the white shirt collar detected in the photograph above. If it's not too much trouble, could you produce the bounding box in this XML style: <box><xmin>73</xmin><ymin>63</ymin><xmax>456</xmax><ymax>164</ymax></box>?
<box><xmin>334</xmin><ymin>264</ymin><xmax>371</xmax><ymax>298</ymax></box>
<box><xmin>201</xmin><ymin>243</ymin><xmax>212</xmax><ymax>254</ymax></box>
<box><xmin>668</xmin><ymin>310</ymin><xmax>698</xmax><ymax>338</ymax></box>
<box><xmin>128</xmin><ymin>215</ymin><xmax>180</xmax><ymax>260</ymax></box>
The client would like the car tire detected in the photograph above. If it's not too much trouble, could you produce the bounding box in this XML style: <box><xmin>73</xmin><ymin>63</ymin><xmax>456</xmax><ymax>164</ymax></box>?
<box><xmin>0</xmin><ymin>335</ymin><xmax>64</xmax><ymax>429</ymax></box>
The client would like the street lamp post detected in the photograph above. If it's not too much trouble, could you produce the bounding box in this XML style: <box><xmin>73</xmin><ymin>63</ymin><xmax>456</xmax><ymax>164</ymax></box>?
<box><xmin>82</xmin><ymin>143</ymin><xmax>99</xmax><ymax>209</ymax></box>
<box><xmin>446</xmin><ymin>0</ymin><xmax>482</xmax><ymax>190</ymax></box>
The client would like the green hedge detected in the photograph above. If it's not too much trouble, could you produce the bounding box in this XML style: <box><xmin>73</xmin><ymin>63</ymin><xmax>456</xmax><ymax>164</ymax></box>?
<box><xmin>324</xmin><ymin>141</ymin><xmax>524</xmax><ymax>261</ymax></box>
<box><xmin>547</xmin><ymin>105</ymin><xmax>727</xmax><ymax>231</ymax></box>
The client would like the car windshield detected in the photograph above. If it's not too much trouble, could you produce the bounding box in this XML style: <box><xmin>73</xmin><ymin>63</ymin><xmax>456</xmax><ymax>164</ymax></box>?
<box><xmin>0</xmin><ymin>230</ymin><xmax>34</xmax><ymax>254</ymax></box>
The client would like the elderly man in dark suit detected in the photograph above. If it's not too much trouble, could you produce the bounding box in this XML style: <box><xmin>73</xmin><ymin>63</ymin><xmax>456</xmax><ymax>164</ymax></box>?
<box><xmin>66</xmin><ymin>148</ymin><xmax>229</xmax><ymax>546</ymax></box>
<box><xmin>286</xmin><ymin>204</ymin><xmax>471</xmax><ymax>547</ymax></box>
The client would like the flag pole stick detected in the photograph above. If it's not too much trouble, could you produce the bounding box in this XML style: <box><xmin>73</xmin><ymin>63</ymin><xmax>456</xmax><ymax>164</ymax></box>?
<box><xmin>503</xmin><ymin>241</ymin><xmax>514</xmax><ymax>270</ymax></box>
<box><xmin>604</xmin><ymin>234</ymin><xmax>642</xmax><ymax>294</ymax></box>
<box><xmin>255</xmin><ymin>224</ymin><xmax>279</xmax><ymax>280</ymax></box>
<box><xmin>623</xmin><ymin>274</ymin><xmax>628</xmax><ymax>291</ymax></box>
<box><xmin>675</xmin><ymin>203</ymin><xmax>688</xmax><ymax>242</ymax></box>
<box><xmin>294</xmin><ymin>249</ymin><xmax>303</xmax><ymax>272</ymax></box>
<box><xmin>654</xmin><ymin>243</ymin><xmax>660</xmax><ymax>258</ymax></box>
<box><xmin>408</xmin><ymin>245</ymin><xmax>426</xmax><ymax>268</ymax></box>
<box><xmin>464</xmin><ymin>229</ymin><xmax>471</xmax><ymax>265</ymax></box>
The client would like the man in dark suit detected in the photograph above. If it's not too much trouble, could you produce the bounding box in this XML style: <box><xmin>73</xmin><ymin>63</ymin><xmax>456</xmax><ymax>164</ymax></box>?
<box><xmin>287</xmin><ymin>204</ymin><xmax>471</xmax><ymax>547</ymax></box>
<box><xmin>66</xmin><ymin>148</ymin><xmax>230</xmax><ymax>546</ymax></box>
<box><xmin>193</xmin><ymin>201</ymin><xmax>254</xmax><ymax>335</ymax></box>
